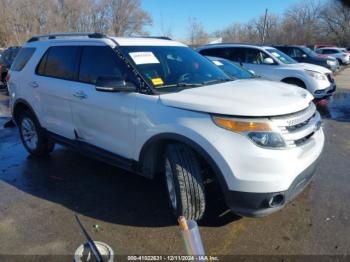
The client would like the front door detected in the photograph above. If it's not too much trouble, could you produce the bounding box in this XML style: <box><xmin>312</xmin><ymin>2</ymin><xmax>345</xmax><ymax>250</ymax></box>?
<box><xmin>70</xmin><ymin>45</ymin><xmax>138</xmax><ymax>158</ymax></box>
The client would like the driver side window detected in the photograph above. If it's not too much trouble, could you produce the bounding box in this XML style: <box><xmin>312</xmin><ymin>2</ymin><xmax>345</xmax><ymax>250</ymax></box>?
<box><xmin>79</xmin><ymin>46</ymin><xmax>137</xmax><ymax>85</ymax></box>
<box><xmin>293</xmin><ymin>48</ymin><xmax>305</xmax><ymax>58</ymax></box>
<box><xmin>244</xmin><ymin>48</ymin><xmax>271</xmax><ymax>64</ymax></box>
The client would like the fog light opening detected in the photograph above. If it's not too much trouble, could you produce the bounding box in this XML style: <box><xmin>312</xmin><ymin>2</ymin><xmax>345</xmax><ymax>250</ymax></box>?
<box><xmin>269</xmin><ymin>194</ymin><xmax>285</xmax><ymax>207</ymax></box>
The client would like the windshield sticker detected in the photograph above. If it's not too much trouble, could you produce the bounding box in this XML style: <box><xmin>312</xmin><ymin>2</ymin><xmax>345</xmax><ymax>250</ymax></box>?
<box><xmin>213</xmin><ymin>60</ymin><xmax>224</xmax><ymax>66</ymax></box>
<box><xmin>129</xmin><ymin>52</ymin><xmax>160</xmax><ymax>65</ymax></box>
<box><xmin>151</xmin><ymin>77</ymin><xmax>164</xmax><ymax>86</ymax></box>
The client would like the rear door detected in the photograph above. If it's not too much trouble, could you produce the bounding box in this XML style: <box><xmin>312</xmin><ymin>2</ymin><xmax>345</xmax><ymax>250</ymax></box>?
<box><xmin>69</xmin><ymin>45</ymin><xmax>138</xmax><ymax>158</ymax></box>
<box><xmin>33</xmin><ymin>45</ymin><xmax>80</xmax><ymax>139</ymax></box>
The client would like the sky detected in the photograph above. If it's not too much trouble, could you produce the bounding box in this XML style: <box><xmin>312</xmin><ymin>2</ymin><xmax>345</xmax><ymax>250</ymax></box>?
<box><xmin>141</xmin><ymin>0</ymin><xmax>303</xmax><ymax>39</ymax></box>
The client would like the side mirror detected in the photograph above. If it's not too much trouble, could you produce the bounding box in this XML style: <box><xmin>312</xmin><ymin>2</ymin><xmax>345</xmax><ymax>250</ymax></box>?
<box><xmin>95</xmin><ymin>76</ymin><xmax>137</xmax><ymax>92</ymax></box>
<box><xmin>263</xmin><ymin>57</ymin><xmax>275</xmax><ymax>65</ymax></box>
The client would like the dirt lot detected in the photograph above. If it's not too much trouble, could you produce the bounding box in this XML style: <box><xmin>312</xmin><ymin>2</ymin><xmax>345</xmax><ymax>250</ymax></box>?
<box><xmin>0</xmin><ymin>69</ymin><xmax>350</xmax><ymax>261</ymax></box>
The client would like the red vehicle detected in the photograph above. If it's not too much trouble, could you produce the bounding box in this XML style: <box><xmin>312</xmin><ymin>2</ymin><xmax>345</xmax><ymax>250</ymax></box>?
<box><xmin>314</xmin><ymin>44</ymin><xmax>336</xmax><ymax>50</ymax></box>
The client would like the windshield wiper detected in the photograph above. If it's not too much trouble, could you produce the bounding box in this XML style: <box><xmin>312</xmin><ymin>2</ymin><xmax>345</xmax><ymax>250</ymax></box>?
<box><xmin>160</xmin><ymin>82</ymin><xmax>203</xmax><ymax>88</ymax></box>
<box><xmin>202</xmin><ymin>78</ymin><xmax>233</xmax><ymax>85</ymax></box>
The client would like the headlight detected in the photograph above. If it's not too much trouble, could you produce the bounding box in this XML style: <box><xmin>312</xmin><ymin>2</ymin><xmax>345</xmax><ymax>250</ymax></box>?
<box><xmin>212</xmin><ymin>117</ymin><xmax>286</xmax><ymax>149</ymax></box>
<box><xmin>305</xmin><ymin>70</ymin><xmax>327</xmax><ymax>81</ymax></box>
<box><xmin>327</xmin><ymin>60</ymin><xmax>335</xmax><ymax>66</ymax></box>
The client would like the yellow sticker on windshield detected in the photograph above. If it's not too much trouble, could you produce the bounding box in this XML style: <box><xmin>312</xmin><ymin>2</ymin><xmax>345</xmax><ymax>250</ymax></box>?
<box><xmin>151</xmin><ymin>77</ymin><xmax>164</xmax><ymax>86</ymax></box>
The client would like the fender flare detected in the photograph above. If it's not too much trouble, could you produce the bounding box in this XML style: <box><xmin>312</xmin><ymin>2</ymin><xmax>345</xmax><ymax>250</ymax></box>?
<box><xmin>138</xmin><ymin>132</ymin><xmax>230</xmax><ymax>195</ymax></box>
<box><xmin>12</xmin><ymin>98</ymin><xmax>40</xmax><ymax>125</ymax></box>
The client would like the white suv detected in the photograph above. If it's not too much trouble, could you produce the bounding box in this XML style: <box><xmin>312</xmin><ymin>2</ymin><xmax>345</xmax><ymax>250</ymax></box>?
<box><xmin>315</xmin><ymin>47</ymin><xmax>350</xmax><ymax>65</ymax></box>
<box><xmin>8</xmin><ymin>33</ymin><xmax>324</xmax><ymax>220</ymax></box>
<box><xmin>197</xmin><ymin>44</ymin><xmax>336</xmax><ymax>99</ymax></box>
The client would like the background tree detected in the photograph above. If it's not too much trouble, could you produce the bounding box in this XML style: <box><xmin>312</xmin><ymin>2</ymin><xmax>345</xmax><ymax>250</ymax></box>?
<box><xmin>0</xmin><ymin>0</ymin><xmax>152</xmax><ymax>46</ymax></box>
<box><xmin>187</xmin><ymin>17</ymin><xmax>209</xmax><ymax>46</ymax></box>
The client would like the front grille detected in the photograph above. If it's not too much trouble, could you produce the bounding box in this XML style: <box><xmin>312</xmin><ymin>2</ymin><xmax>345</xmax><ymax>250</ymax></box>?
<box><xmin>271</xmin><ymin>103</ymin><xmax>321</xmax><ymax>148</ymax></box>
<box><xmin>326</xmin><ymin>73</ymin><xmax>334</xmax><ymax>83</ymax></box>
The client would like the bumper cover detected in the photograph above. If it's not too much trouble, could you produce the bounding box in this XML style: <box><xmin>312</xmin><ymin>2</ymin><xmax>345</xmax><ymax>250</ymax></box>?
<box><xmin>225</xmin><ymin>153</ymin><xmax>321</xmax><ymax>217</ymax></box>
<box><xmin>313</xmin><ymin>83</ymin><xmax>336</xmax><ymax>99</ymax></box>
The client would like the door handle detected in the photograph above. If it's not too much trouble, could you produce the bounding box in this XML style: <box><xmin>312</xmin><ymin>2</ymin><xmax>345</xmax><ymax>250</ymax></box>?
<box><xmin>73</xmin><ymin>91</ymin><xmax>88</xmax><ymax>99</ymax></box>
<box><xmin>28</xmin><ymin>81</ymin><xmax>39</xmax><ymax>88</ymax></box>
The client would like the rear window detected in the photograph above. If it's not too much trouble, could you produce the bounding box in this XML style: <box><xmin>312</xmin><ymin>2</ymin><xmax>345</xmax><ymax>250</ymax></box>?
<box><xmin>11</xmin><ymin>47</ymin><xmax>35</xmax><ymax>71</ymax></box>
<box><xmin>36</xmin><ymin>46</ymin><xmax>79</xmax><ymax>80</ymax></box>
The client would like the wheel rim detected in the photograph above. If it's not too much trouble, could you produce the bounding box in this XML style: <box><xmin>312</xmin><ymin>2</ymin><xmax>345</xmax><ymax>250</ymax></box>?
<box><xmin>165</xmin><ymin>159</ymin><xmax>177</xmax><ymax>210</ymax></box>
<box><xmin>21</xmin><ymin>117</ymin><xmax>38</xmax><ymax>151</ymax></box>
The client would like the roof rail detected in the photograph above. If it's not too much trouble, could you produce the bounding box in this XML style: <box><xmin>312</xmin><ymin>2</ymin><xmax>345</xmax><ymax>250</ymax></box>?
<box><xmin>27</xmin><ymin>32</ymin><xmax>106</xmax><ymax>43</ymax></box>
<box><xmin>202</xmin><ymin>42</ymin><xmax>263</xmax><ymax>46</ymax></box>
<box><xmin>142</xmin><ymin>36</ymin><xmax>172</xmax><ymax>40</ymax></box>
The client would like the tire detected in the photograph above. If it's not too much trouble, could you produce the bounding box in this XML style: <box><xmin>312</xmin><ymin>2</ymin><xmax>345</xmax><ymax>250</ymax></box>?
<box><xmin>337</xmin><ymin>58</ymin><xmax>343</xmax><ymax>65</ymax></box>
<box><xmin>164</xmin><ymin>144</ymin><xmax>206</xmax><ymax>220</ymax></box>
<box><xmin>282</xmin><ymin>78</ymin><xmax>306</xmax><ymax>89</ymax></box>
<box><xmin>18</xmin><ymin>110</ymin><xmax>55</xmax><ymax>156</ymax></box>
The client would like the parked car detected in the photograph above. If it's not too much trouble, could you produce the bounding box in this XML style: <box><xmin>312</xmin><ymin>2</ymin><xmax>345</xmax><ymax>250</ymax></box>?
<box><xmin>273</xmin><ymin>45</ymin><xmax>340</xmax><ymax>73</ymax></box>
<box><xmin>315</xmin><ymin>47</ymin><xmax>350</xmax><ymax>65</ymax></box>
<box><xmin>0</xmin><ymin>48</ymin><xmax>5</xmax><ymax>58</ymax></box>
<box><xmin>9</xmin><ymin>33</ymin><xmax>324</xmax><ymax>220</ymax></box>
<box><xmin>338</xmin><ymin>47</ymin><xmax>350</xmax><ymax>55</ymax></box>
<box><xmin>197</xmin><ymin>44</ymin><xmax>336</xmax><ymax>99</ymax></box>
<box><xmin>206</xmin><ymin>56</ymin><xmax>257</xmax><ymax>79</ymax></box>
<box><xmin>314</xmin><ymin>44</ymin><xmax>335</xmax><ymax>50</ymax></box>
<box><xmin>0</xmin><ymin>46</ymin><xmax>20</xmax><ymax>88</ymax></box>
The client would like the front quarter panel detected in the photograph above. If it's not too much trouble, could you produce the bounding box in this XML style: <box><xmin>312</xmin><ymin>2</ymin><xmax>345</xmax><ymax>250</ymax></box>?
<box><xmin>132</xmin><ymin>93</ymin><xmax>227</xmax><ymax>162</ymax></box>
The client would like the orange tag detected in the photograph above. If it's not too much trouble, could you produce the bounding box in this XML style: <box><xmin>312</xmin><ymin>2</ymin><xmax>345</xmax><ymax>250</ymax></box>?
<box><xmin>151</xmin><ymin>77</ymin><xmax>164</xmax><ymax>86</ymax></box>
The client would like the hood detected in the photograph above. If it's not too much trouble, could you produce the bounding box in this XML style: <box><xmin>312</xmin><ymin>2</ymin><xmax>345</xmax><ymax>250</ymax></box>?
<box><xmin>283</xmin><ymin>62</ymin><xmax>331</xmax><ymax>74</ymax></box>
<box><xmin>159</xmin><ymin>79</ymin><xmax>313</xmax><ymax>117</ymax></box>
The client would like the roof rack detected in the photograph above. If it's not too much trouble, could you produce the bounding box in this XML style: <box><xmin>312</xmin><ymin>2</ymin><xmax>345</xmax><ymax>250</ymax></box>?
<box><xmin>27</xmin><ymin>32</ymin><xmax>106</xmax><ymax>42</ymax></box>
<box><xmin>201</xmin><ymin>42</ymin><xmax>263</xmax><ymax>46</ymax></box>
<box><xmin>141</xmin><ymin>36</ymin><xmax>172</xmax><ymax>40</ymax></box>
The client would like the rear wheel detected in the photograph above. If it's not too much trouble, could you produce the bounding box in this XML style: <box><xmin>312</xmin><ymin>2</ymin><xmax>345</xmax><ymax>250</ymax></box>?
<box><xmin>18</xmin><ymin>110</ymin><xmax>55</xmax><ymax>156</ymax></box>
<box><xmin>164</xmin><ymin>144</ymin><xmax>206</xmax><ymax>220</ymax></box>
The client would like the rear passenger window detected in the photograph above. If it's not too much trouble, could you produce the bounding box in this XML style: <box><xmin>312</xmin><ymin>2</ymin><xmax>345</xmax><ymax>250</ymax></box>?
<box><xmin>36</xmin><ymin>46</ymin><xmax>79</xmax><ymax>80</ymax></box>
<box><xmin>11</xmin><ymin>48</ymin><xmax>35</xmax><ymax>71</ymax></box>
<box><xmin>78</xmin><ymin>46</ymin><xmax>133</xmax><ymax>85</ymax></box>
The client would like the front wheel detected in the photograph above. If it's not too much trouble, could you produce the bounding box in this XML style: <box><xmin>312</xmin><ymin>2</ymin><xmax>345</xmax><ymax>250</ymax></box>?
<box><xmin>164</xmin><ymin>144</ymin><xmax>206</xmax><ymax>220</ymax></box>
<box><xmin>18</xmin><ymin>110</ymin><xmax>55</xmax><ymax>156</ymax></box>
<box><xmin>282</xmin><ymin>78</ymin><xmax>306</xmax><ymax>89</ymax></box>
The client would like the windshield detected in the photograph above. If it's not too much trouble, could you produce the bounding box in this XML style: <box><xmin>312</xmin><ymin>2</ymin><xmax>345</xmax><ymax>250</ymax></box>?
<box><xmin>120</xmin><ymin>46</ymin><xmax>232</xmax><ymax>92</ymax></box>
<box><xmin>210</xmin><ymin>58</ymin><xmax>255</xmax><ymax>79</ymax></box>
<box><xmin>301</xmin><ymin>47</ymin><xmax>318</xmax><ymax>57</ymax></box>
<box><xmin>266</xmin><ymin>48</ymin><xmax>297</xmax><ymax>64</ymax></box>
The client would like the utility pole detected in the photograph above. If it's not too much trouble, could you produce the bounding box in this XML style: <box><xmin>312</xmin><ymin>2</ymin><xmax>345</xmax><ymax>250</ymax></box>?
<box><xmin>262</xmin><ymin>8</ymin><xmax>268</xmax><ymax>45</ymax></box>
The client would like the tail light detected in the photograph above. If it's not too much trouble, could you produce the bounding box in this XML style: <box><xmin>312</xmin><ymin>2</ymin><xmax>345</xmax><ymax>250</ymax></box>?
<box><xmin>5</xmin><ymin>72</ymin><xmax>10</xmax><ymax>82</ymax></box>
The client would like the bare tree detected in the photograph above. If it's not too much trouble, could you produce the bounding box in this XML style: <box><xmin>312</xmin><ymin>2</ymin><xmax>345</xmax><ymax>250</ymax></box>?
<box><xmin>187</xmin><ymin>17</ymin><xmax>209</xmax><ymax>46</ymax></box>
<box><xmin>0</xmin><ymin>0</ymin><xmax>152</xmax><ymax>47</ymax></box>
<box><xmin>320</xmin><ymin>0</ymin><xmax>350</xmax><ymax>46</ymax></box>
<box><xmin>159</xmin><ymin>14</ymin><xmax>173</xmax><ymax>38</ymax></box>
<box><xmin>103</xmin><ymin>0</ymin><xmax>152</xmax><ymax>36</ymax></box>
<box><xmin>281</xmin><ymin>0</ymin><xmax>323</xmax><ymax>45</ymax></box>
